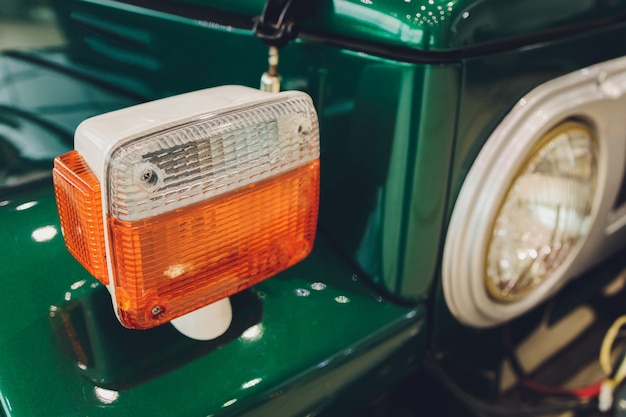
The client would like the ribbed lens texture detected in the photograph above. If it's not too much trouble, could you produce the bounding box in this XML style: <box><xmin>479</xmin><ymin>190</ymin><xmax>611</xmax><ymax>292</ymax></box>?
<box><xmin>53</xmin><ymin>151</ymin><xmax>109</xmax><ymax>285</ymax></box>
<box><xmin>111</xmin><ymin>161</ymin><xmax>319</xmax><ymax>329</ymax></box>
<box><xmin>108</xmin><ymin>96</ymin><xmax>319</xmax><ymax>222</ymax></box>
<box><xmin>486</xmin><ymin>123</ymin><xmax>597</xmax><ymax>302</ymax></box>
<box><xmin>105</xmin><ymin>94</ymin><xmax>320</xmax><ymax>329</ymax></box>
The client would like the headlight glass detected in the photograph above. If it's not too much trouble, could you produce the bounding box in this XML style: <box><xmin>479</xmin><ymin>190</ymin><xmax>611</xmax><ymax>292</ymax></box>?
<box><xmin>486</xmin><ymin>122</ymin><xmax>597</xmax><ymax>302</ymax></box>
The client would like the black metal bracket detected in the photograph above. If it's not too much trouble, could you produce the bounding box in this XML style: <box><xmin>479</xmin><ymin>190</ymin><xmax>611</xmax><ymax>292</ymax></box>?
<box><xmin>253</xmin><ymin>0</ymin><xmax>308</xmax><ymax>48</ymax></box>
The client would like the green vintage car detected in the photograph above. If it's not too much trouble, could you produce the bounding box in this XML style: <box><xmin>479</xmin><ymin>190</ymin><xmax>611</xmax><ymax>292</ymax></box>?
<box><xmin>4</xmin><ymin>0</ymin><xmax>626</xmax><ymax>416</ymax></box>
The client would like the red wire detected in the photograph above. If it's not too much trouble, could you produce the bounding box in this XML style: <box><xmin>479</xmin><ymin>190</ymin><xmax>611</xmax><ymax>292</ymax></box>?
<box><xmin>571</xmin><ymin>381</ymin><xmax>603</xmax><ymax>399</ymax></box>
<box><xmin>521</xmin><ymin>378</ymin><xmax>603</xmax><ymax>399</ymax></box>
<box><xmin>503</xmin><ymin>324</ymin><xmax>603</xmax><ymax>400</ymax></box>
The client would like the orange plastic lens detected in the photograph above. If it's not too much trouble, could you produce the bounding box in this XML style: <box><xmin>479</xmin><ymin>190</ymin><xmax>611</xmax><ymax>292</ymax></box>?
<box><xmin>109</xmin><ymin>159</ymin><xmax>320</xmax><ymax>329</ymax></box>
<box><xmin>53</xmin><ymin>151</ymin><xmax>109</xmax><ymax>285</ymax></box>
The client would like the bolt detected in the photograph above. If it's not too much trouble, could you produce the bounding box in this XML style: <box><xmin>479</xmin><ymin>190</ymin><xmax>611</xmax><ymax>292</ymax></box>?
<box><xmin>151</xmin><ymin>306</ymin><xmax>163</xmax><ymax>316</ymax></box>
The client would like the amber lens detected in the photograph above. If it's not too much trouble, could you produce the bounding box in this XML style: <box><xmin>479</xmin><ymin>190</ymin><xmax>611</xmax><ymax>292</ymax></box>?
<box><xmin>110</xmin><ymin>160</ymin><xmax>320</xmax><ymax>329</ymax></box>
<box><xmin>53</xmin><ymin>151</ymin><xmax>109</xmax><ymax>285</ymax></box>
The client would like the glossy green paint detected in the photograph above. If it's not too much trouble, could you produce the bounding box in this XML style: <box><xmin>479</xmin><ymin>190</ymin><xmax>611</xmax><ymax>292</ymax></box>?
<box><xmin>6</xmin><ymin>0</ymin><xmax>626</xmax><ymax>416</ymax></box>
<box><xmin>129</xmin><ymin>0</ymin><xmax>626</xmax><ymax>52</ymax></box>
<box><xmin>169</xmin><ymin>0</ymin><xmax>264</xmax><ymax>18</ymax></box>
<box><xmin>309</xmin><ymin>0</ymin><xmax>626</xmax><ymax>52</ymax></box>
<box><xmin>0</xmin><ymin>182</ymin><xmax>423</xmax><ymax>416</ymax></box>
<box><xmin>54</xmin><ymin>0</ymin><xmax>447</xmax><ymax>300</ymax></box>
<box><xmin>433</xmin><ymin>20</ymin><xmax>626</xmax><ymax>353</ymax></box>
<box><xmin>319</xmin><ymin>61</ymin><xmax>459</xmax><ymax>300</ymax></box>
<box><xmin>54</xmin><ymin>0</ymin><xmax>268</xmax><ymax>97</ymax></box>
<box><xmin>0</xmin><ymin>57</ymin><xmax>427</xmax><ymax>417</ymax></box>
<box><xmin>399</xmin><ymin>65</ymin><xmax>459</xmax><ymax>297</ymax></box>
<box><xmin>0</xmin><ymin>10</ymin><xmax>433</xmax><ymax>416</ymax></box>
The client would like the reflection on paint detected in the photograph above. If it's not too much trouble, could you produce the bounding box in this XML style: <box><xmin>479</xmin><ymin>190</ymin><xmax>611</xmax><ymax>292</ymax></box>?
<box><xmin>222</xmin><ymin>398</ymin><xmax>237</xmax><ymax>408</ymax></box>
<box><xmin>317</xmin><ymin>359</ymin><xmax>331</xmax><ymax>368</ymax></box>
<box><xmin>16</xmin><ymin>201</ymin><xmax>38</xmax><ymax>211</ymax></box>
<box><xmin>335</xmin><ymin>296</ymin><xmax>350</xmax><ymax>304</ymax></box>
<box><xmin>94</xmin><ymin>386</ymin><xmax>119</xmax><ymax>404</ymax></box>
<box><xmin>336</xmin><ymin>0</ymin><xmax>424</xmax><ymax>44</ymax></box>
<box><xmin>70</xmin><ymin>280</ymin><xmax>86</xmax><ymax>290</ymax></box>
<box><xmin>3</xmin><ymin>395</ymin><xmax>12</xmax><ymax>412</ymax></box>
<box><xmin>241</xmin><ymin>324</ymin><xmax>264</xmax><ymax>342</ymax></box>
<box><xmin>31</xmin><ymin>225</ymin><xmax>58</xmax><ymax>242</ymax></box>
<box><xmin>294</xmin><ymin>288</ymin><xmax>310</xmax><ymax>297</ymax></box>
<box><xmin>241</xmin><ymin>377</ymin><xmax>262</xmax><ymax>389</ymax></box>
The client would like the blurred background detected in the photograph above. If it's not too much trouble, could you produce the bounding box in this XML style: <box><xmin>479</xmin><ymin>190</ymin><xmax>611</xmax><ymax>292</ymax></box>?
<box><xmin>0</xmin><ymin>0</ymin><xmax>64</xmax><ymax>50</ymax></box>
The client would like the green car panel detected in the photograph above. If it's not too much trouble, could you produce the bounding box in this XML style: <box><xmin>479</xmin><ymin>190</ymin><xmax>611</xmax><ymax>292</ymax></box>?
<box><xmin>0</xmin><ymin>4</ymin><xmax>432</xmax><ymax>415</ymax></box>
<box><xmin>0</xmin><ymin>179</ymin><xmax>423</xmax><ymax>416</ymax></box>
<box><xmin>53</xmin><ymin>0</ymin><xmax>455</xmax><ymax>300</ymax></box>
<box><xmin>134</xmin><ymin>0</ymin><xmax>626</xmax><ymax>53</ymax></box>
<box><xmin>4</xmin><ymin>0</ymin><xmax>626</xmax><ymax>415</ymax></box>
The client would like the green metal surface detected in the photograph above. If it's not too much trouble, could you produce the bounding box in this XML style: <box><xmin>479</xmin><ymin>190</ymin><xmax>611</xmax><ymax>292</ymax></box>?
<box><xmin>0</xmin><ymin>202</ymin><xmax>427</xmax><ymax>414</ymax></box>
<box><xmin>319</xmin><ymin>61</ymin><xmax>459</xmax><ymax>300</ymax></box>
<box><xmin>5</xmin><ymin>0</ymin><xmax>626</xmax><ymax>415</ymax></box>
<box><xmin>309</xmin><ymin>0</ymin><xmax>626</xmax><ymax>52</ymax></box>
<box><xmin>9</xmin><ymin>0</ymin><xmax>626</xmax><ymax>415</ymax></box>
<box><xmin>113</xmin><ymin>0</ymin><xmax>626</xmax><ymax>53</ymax></box>
<box><xmin>54</xmin><ymin>0</ymin><xmax>267</xmax><ymax>98</ymax></box>
<box><xmin>168</xmin><ymin>0</ymin><xmax>264</xmax><ymax>17</ymax></box>
<box><xmin>52</xmin><ymin>0</ymin><xmax>446</xmax><ymax>300</ymax></box>
<box><xmin>0</xmin><ymin>15</ymin><xmax>431</xmax><ymax>417</ymax></box>
<box><xmin>0</xmin><ymin>182</ymin><xmax>423</xmax><ymax>417</ymax></box>
<box><xmin>0</xmin><ymin>54</ymin><xmax>426</xmax><ymax>417</ymax></box>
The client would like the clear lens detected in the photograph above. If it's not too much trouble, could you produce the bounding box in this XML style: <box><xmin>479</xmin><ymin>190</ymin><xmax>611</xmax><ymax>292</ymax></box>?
<box><xmin>108</xmin><ymin>94</ymin><xmax>319</xmax><ymax>222</ymax></box>
<box><xmin>486</xmin><ymin>122</ymin><xmax>597</xmax><ymax>302</ymax></box>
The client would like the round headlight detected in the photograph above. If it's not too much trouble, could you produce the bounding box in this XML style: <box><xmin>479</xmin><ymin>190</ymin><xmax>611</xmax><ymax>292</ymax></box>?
<box><xmin>485</xmin><ymin>122</ymin><xmax>597</xmax><ymax>302</ymax></box>
<box><xmin>443</xmin><ymin>56</ymin><xmax>626</xmax><ymax>328</ymax></box>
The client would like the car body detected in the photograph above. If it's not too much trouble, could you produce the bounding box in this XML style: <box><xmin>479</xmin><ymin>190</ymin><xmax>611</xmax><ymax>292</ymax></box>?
<box><xmin>3</xmin><ymin>0</ymin><xmax>626</xmax><ymax>416</ymax></box>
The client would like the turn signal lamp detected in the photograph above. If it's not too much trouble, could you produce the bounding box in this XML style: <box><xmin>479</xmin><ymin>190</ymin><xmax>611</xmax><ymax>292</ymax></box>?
<box><xmin>53</xmin><ymin>86</ymin><xmax>320</xmax><ymax>339</ymax></box>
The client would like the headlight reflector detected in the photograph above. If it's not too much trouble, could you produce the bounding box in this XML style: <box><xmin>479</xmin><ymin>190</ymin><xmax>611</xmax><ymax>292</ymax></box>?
<box><xmin>486</xmin><ymin>122</ymin><xmax>597</xmax><ymax>301</ymax></box>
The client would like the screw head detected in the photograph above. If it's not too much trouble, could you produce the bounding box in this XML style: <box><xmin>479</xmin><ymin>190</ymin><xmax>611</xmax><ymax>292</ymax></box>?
<box><xmin>141</xmin><ymin>169</ymin><xmax>153</xmax><ymax>182</ymax></box>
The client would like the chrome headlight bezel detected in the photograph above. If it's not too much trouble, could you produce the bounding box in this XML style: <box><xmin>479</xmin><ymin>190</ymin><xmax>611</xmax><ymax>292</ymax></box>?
<box><xmin>443</xmin><ymin>57</ymin><xmax>626</xmax><ymax>328</ymax></box>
